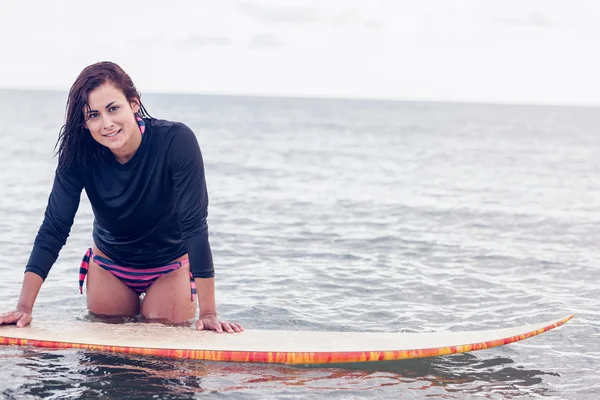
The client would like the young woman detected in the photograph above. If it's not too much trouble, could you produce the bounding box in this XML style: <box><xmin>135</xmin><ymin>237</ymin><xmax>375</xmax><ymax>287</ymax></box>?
<box><xmin>0</xmin><ymin>62</ymin><xmax>242</xmax><ymax>333</ymax></box>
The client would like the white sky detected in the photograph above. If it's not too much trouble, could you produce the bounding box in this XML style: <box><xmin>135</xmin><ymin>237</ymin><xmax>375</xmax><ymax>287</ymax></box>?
<box><xmin>1</xmin><ymin>0</ymin><xmax>599</xmax><ymax>106</ymax></box>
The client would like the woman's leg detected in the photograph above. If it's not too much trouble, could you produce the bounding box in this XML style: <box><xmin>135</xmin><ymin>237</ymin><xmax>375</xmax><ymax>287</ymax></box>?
<box><xmin>141</xmin><ymin>260</ymin><xmax>196</xmax><ymax>324</ymax></box>
<box><xmin>86</xmin><ymin>247</ymin><xmax>140</xmax><ymax>317</ymax></box>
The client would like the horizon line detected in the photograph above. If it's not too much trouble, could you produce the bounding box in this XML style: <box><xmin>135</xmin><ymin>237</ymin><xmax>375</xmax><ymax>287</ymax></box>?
<box><xmin>0</xmin><ymin>86</ymin><xmax>598</xmax><ymax>110</ymax></box>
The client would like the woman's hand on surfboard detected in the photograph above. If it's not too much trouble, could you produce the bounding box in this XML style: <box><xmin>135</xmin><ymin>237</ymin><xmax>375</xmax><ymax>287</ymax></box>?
<box><xmin>0</xmin><ymin>308</ymin><xmax>32</xmax><ymax>328</ymax></box>
<box><xmin>195</xmin><ymin>314</ymin><xmax>243</xmax><ymax>333</ymax></box>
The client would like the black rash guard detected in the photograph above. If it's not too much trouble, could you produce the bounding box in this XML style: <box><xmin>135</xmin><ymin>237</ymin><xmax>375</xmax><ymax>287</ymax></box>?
<box><xmin>25</xmin><ymin>118</ymin><xmax>214</xmax><ymax>280</ymax></box>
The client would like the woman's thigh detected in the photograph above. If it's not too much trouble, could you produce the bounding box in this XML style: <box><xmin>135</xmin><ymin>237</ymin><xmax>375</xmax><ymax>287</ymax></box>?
<box><xmin>86</xmin><ymin>254</ymin><xmax>141</xmax><ymax>317</ymax></box>
<box><xmin>141</xmin><ymin>261</ymin><xmax>196</xmax><ymax>324</ymax></box>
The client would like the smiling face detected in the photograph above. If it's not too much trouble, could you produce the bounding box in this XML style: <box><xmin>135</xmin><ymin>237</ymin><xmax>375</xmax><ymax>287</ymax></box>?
<box><xmin>84</xmin><ymin>82</ymin><xmax>141</xmax><ymax>163</ymax></box>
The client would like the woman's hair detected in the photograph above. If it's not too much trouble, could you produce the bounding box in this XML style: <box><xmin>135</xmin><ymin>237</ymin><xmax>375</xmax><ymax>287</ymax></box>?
<box><xmin>55</xmin><ymin>61</ymin><xmax>151</xmax><ymax>173</ymax></box>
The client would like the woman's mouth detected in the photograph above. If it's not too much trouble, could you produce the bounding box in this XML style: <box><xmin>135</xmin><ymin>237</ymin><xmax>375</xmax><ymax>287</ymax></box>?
<box><xmin>104</xmin><ymin>129</ymin><xmax>121</xmax><ymax>139</ymax></box>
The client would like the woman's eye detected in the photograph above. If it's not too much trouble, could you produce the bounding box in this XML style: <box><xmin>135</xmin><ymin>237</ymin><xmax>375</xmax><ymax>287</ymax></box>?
<box><xmin>89</xmin><ymin>112</ymin><xmax>99</xmax><ymax>119</ymax></box>
<box><xmin>109</xmin><ymin>106</ymin><xmax>119</xmax><ymax>112</ymax></box>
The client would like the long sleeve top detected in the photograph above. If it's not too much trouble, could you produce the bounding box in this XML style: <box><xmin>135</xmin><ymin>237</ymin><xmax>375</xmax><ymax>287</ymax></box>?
<box><xmin>25</xmin><ymin>118</ymin><xmax>214</xmax><ymax>280</ymax></box>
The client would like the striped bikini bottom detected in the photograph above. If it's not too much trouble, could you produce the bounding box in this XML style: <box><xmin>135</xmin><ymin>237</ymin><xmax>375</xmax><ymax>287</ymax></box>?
<box><xmin>79</xmin><ymin>248</ymin><xmax>197</xmax><ymax>301</ymax></box>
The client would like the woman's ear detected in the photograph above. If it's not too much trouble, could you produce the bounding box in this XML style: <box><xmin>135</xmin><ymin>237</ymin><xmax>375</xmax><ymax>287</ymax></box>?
<box><xmin>131</xmin><ymin>98</ymin><xmax>141</xmax><ymax>113</ymax></box>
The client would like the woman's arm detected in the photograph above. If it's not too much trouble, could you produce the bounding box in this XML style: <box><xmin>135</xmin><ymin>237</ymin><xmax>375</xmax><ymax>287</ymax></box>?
<box><xmin>0</xmin><ymin>167</ymin><xmax>83</xmax><ymax>326</ymax></box>
<box><xmin>194</xmin><ymin>277</ymin><xmax>242</xmax><ymax>333</ymax></box>
<box><xmin>0</xmin><ymin>272</ymin><xmax>43</xmax><ymax>326</ymax></box>
<box><xmin>169</xmin><ymin>123</ymin><xmax>242</xmax><ymax>333</ymax></box>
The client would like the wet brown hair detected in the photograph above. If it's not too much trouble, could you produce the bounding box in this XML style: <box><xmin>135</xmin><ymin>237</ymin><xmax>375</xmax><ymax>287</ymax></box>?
<box><xmin>55</xmin><ymin>61</ymin><xmax>151</xmax><ymax>172</ymax></box>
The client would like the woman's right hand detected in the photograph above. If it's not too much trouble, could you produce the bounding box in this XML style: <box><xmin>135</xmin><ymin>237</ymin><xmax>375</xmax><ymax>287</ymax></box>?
<box><xmin>0</xmin><ymin>308</ymin><xmax>32</xmax><ymax>328</ymax></box>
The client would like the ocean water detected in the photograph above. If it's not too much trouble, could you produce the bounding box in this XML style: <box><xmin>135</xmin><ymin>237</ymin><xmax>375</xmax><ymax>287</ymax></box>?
<box><xmin>0</xmin><ymin>89</ymin><xmax>598</xmax><ymax>399</ymax></box>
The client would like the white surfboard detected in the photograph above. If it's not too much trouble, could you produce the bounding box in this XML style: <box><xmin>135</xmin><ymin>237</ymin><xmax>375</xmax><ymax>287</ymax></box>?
<box><xmin>0</xmin><ymin>315</ymin><xmax>573</xmax><ymax>364</ymax></box>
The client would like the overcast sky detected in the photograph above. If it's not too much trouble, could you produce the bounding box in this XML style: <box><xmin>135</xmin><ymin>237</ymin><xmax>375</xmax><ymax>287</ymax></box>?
<box><xmin>1</xmin><ymin>0</ymin><xmax>599</xmax><ymax>106</ymax></box>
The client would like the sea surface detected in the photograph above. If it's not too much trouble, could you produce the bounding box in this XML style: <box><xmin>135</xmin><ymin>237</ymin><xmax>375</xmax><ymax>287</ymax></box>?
<box><xmin>0</xmin><ymin>90</ymin><xmax>598</xmax><ymax>399</ymax></box>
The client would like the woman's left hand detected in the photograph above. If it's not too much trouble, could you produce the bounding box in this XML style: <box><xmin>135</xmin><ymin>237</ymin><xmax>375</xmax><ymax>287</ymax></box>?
<box><xmin>195</xmin><ymin>314</ymin><xmax>243</xmax><ymax>333</ymax></box>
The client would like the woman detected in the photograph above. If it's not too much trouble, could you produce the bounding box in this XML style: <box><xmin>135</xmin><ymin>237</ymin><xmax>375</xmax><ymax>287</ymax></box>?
<box><xmin>0</xmin><ymin>62</ymin><xmax>242</xmax><ymax>333</ymax></box>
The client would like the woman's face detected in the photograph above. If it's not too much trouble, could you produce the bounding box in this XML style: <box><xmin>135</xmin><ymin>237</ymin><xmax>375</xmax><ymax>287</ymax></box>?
<box><xmin>84</xmin><ymin>82</ymin><xmax>141</xmax><ymax>158</ymax></box>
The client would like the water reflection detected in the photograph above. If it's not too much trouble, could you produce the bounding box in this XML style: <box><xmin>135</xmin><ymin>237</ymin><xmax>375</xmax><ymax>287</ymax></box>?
<box><xmin>3</xmin><ymin>350</ymin><xmax>204</xmax><ymax>399</ymax></box>
<box><xmin>2</xmin><ymin>348</ymin><xmax>561</xmax><ymax>399</ymax></box>
<box><xmin>315</xmin><ymin>353</ymin><xmax>560</xmax><ymax>397</ymax></box>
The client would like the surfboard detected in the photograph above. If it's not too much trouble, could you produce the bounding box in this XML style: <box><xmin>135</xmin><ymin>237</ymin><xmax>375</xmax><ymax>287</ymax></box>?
<box><xmin>0</xmin><ymin>315</ymin><xmax>573</xmax><ymax>365</ymax></box>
